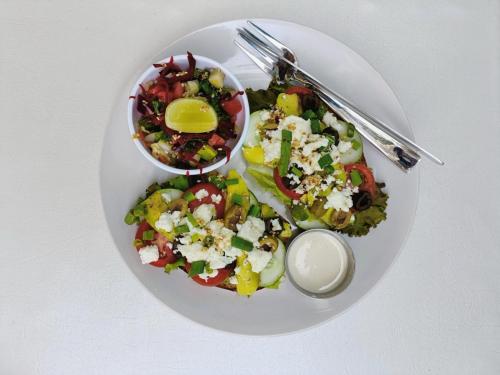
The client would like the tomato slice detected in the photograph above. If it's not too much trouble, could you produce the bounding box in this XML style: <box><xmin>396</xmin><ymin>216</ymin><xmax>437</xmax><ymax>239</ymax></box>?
<box><xmin>273</xmin><ymin>167</ymin><xmax>303</xmax><ymax>200</ymax></box>
<box><xmin>345</xmin><ymin>163</ymin><xmax>377</xmax><ymax>199</ymax></box>
<box><xmin>184</xmin><ymin>183</ymin><xmax>225</xmax><ymax>218</ymax></box>
<box><xmin>135</xmin><ymin>221</ymin><xmax>176</xmax><ymax>267</ymax></box>
<box><xmin>185</xmin><ymin>263</ymin><xmax>232</xmax><ymax>286</ymax></box>
<box><xmin>220</xmin><ymin>94</ymin><xmax>243</xmax><ymax>116</ymax></box>
<box><xmin>285</xmin><ymin>86</ymin><xmax>313</xmax><ymax>95</ymax></box>
<box><xmin>171</xmin><ymin>81</ymin><xmax>184</xmax><ymax>100</ymax></box>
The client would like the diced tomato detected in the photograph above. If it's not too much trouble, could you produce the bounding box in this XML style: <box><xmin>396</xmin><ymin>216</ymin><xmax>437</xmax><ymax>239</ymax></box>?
<box><xmin>345</xmin><ymin>163</ymin><xmax>377</xmax><ymax>199</ymax></box>
<box><xmin>185</xmin><ymin>263</ymin><xmax>232</xmax><ymax>286</ymax></box>
<box><xmin>184</xmin><ymin>183</ymin><xmax>225</xmax><ymax>218</ymax></box>
<box><xmin>135</xmin><ymin>221</ymin><xmax>176</xmax><ymax>267</ymax></box>
<box><xmin>148</xmin><ymin>83</ymin><xmax>169</xmax><ymax>103</ymax></box>
<box><xmin>220</xmin><ymin>94</ymin><xmax>243</xmax><ymax>116</ymax></box>
<box><xmin>285</xmin><ymin>86</ymin><xmax>313</xmax><ymax>95</ymax></box>
<box><xmin>208</xmin><ymin>133</ymin><xmax>226</xmax><ymax>147</ymax></box>
<box><xmin>273</xmin><ymin>167</ymin><xmax>303</xmax><ymax>200</ymax></box>
<box><xmin>171</xmin><ymin>81</ymin><xmax>184</xmax><ymax>100</ymax></box>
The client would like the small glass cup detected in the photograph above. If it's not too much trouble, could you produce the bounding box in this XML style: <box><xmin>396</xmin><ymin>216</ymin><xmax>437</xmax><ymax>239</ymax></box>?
<box><xmin>285</xmin><ymin>229</ymin><xmax>356</xmax><ymax>299</ymax></box>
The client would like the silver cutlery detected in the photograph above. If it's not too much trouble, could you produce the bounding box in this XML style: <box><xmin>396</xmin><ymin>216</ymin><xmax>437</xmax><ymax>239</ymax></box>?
<box><xmin>235</xmin><ymin>21</ymin><xmax>444</xmax><ymax>171</ymax></box>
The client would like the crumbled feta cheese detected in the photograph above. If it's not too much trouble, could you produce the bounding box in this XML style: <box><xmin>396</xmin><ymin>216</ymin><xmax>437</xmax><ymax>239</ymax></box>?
<box><xmin>155</xmin><ymin>210</ymin><xmax>182</xmax><ymax>233</ymax></box>
<box><xmin>138</xmin><ymin>245</ymin><xmax>159</xmax><ymax>264</ymax></box>
<box><xmin>161</xmin><ymin>191</ymin><xmax>174</xmax><ymax>203</ymax></box>
<box><xmin>324</xmin><ymin>187</ymin><xmax>354</xmax><ymax>212</ymax></box>
<box><xmin>195</xmin><ymin>189</ymin><xmax>209</xmax><ymax>200</ymax></box>
<box><xmin>322</xmin><ymin>111</ymin><xmax>339</xmax><ymax>127</ymax></box>
<box><xmin>175</xmin><ymin>242</ymin><xmax>205</xmax><ymax>262</ymax></box>
<box><xmin>247</xmin><ymin>249</ymin><xmax>272</xmax><ymax>273</ymax></box>
<box><xmin>260</xmin><ymin>110</ymin><xmax>271</xmax><ymax>121</ymax></box>
<box><xmin>198</xmin><ymin>268</ymin><xmax>219</xmax><ymax>280</ymax></box>
<box><xmin>337</xmin><ymin>140</ymin><xmax>352</xmax><ymax>153</ymax></box>
<box><xmin>286</xmin><ymin>173</ymin><xmax>301</xmax><ymax>186</ymax></box>
<box><xmin>262</xmin><ymin>137</ymin><xmax>281</xmax><ymax>163</ymax></box>
<box><xmin>270</xmin><ymin>218</ymin><xmax>282</xmax><ymax>232</ymax></box>
<box><xmin>210</xmin><ymin>194</ymin><xmax>222</xmax><ymax>204</ymax></box>
<box><xmin>193</xmin><ymin>204</ymin><xmax>215</xmax><ymax>226</ymax></box>
<box><xmin>303</xmin><ymin>138</ymin><xmax>329</xmax><ymax>156</ymax></box>
<box><xmin>228</xmin><ymin>276</ymin><xmax>238</xmax><ymax>285</ymax></box>
<box><xmin>206</xmin><ymin>247</ymin><xmax>234</xmax><ymax>269</ymax></box>
<box><xmin>234</xmin><ymin>266</ymin><xmax>241</xmax><ymax>275</ymax></box>
<box><xmin>237</xmin><ymin>217</ymin><xmax>265</xmax><ymax>246</ymax></box>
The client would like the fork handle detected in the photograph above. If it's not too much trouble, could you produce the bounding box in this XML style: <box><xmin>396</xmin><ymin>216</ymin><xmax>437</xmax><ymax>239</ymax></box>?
<box><xmin>310</xmin><ymin>86</ymin><xmax>421</xmax><ymax>171</ymax></box>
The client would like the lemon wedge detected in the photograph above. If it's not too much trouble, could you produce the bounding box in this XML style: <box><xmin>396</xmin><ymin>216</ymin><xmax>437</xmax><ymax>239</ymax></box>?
<box><xmin>165</xmin><ymin>98</ymin><xmax>218</xmax><ymax>133</ymax></box>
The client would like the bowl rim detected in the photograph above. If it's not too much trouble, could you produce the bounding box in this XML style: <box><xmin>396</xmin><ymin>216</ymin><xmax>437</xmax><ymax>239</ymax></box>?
<box><xmin>127</xmin><ymin>54</ymin><xmax>250</xmax><ymax>175</ymax></box>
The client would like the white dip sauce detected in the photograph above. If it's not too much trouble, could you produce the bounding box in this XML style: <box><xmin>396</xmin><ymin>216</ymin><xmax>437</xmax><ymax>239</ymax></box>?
<box><xmin>287</xmin><ymin>231</ymin><xmax>349</xmax><ymax>294</ymax></box>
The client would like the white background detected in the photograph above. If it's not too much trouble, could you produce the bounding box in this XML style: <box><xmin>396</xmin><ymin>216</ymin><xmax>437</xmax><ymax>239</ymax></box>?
<box><xmin>1</xmin><ymin>1</ymin><xmax>499</xmax><ymax>374</ymax></box>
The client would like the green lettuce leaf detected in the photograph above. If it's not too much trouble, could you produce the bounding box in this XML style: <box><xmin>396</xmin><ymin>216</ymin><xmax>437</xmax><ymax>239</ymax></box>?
<box><xmin>339</xmin><ymin>188</ymin><xmax>389</xmax><ymax>237</ymax></box>
<box><xmin>246</xmin><ymin>167</ymin><xmax>292</xmax><ymax>205</ymax></box>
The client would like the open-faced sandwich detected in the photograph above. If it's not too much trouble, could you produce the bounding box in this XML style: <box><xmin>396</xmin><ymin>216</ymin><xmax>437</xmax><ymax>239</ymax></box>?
<box><xmin>124</xmin><ymin>170</ymin><xmax>292</xmax><ymax>296</ymax></box>
<box><xmin>243</xmin><ymin>83</ymin><xmax>388</xmax><ymax>236</ymax></box>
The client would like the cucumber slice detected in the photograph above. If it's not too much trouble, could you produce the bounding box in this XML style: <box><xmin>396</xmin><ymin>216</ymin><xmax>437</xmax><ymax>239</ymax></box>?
<box><xmin>259</xmin><ymin>239</ymin><xmax>286</xmax><ymax>287</ymax></box>
<box><xmin>295</xmin><ymin>217</ymin><xmax>328</xmax><ymax>230</ymax></box>
<box><xmin>339</xmin><ymin>131</ymin><xmax>363</xmax><ymax>164</ymax></box>
<box><xmin>245</xmin><ymin>110</ymin><xmax>267</xmax><ymax>147</ymax></box>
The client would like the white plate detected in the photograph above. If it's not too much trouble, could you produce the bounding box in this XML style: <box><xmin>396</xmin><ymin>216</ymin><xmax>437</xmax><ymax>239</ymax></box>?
<box><xmin>100</xmin><ymin>19</ymin><xmax>419</xmax><ymax>335</ymax></box>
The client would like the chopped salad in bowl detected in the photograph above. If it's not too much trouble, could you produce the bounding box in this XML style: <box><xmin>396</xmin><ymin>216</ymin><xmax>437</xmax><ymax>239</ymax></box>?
<box><xmin>243</xmin><ymin>83</ymin><xmax>388</xmax><ymax>236</ymax></box>
<box><xmin>128</xmin><ymin>52</ymin><xmax>249</xmax><ymax>175</ymax></box>
<box><xmin>124</xmin><ymin>170</ymin><xmax>292</xmax><ymax>296</ymax></box>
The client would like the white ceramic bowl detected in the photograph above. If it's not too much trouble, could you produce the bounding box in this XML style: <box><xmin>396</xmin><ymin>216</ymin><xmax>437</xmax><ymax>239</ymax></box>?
<box><xmin>127</xmin><ymin>54</ymin><xmax>250</xmax><ymax>175</ymax></box>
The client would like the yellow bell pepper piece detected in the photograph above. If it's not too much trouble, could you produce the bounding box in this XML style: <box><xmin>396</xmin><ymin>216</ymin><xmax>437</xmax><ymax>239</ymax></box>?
<box><xmin>143</xmin><ymin>190</ymin><xmax>175</xmax><ymax>241</ymax></box>
<box><xmin>242</xmin><ymin>146</ymin><xmax>265</xmax><ymax>165</ymax></box>
<box><xmin>236</xmin><ymin>254</ymin><xmax>259</xmax><ymax>296</ymax></box>
<box><xmin>225</xmin><ymin>170</ymin><xmax>250</xmax><ymax>214</ymax></box>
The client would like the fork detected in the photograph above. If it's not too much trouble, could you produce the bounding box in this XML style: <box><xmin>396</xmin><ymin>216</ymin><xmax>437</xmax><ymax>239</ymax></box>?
<box><xmin>236</xmin><ymin>21</ymin><xmax>444</xmax><ymax>171</ymax></box>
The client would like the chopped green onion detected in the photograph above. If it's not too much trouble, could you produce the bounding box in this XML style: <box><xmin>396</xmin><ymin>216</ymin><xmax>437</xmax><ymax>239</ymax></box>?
<box><xmin>184</xmin><ymin>191</ymin><xmax>196</xmax><ymax>203</ymax></box>
<box><xmin>324</xmin><ymin>165</ymin><xmax>335</xmax><ymax>174</ymax></box>
<box><xmin>310</xmin><ymin>119</ymin><xmax>321</xmax><ymax>134</ymax></box>
<box><xmin>174</xmin><ymin>224</ymin><xmax>190</xmax><ymax>234</ymax></box>
<box><xmin>191</xmin><ymin>233</ymin><xmax>202</xmax><ymax>242</ymax></box>
<box><xmin>169</xmin><ymin>176</ymin><xmax>189</xmax><ymax>190</ymax></box>
<box><xmin>352</xmin><ymin>140</ymin><xmax>362</xmax><ymax>150</ymax></box>
<box><xmin>225</xmin><ymin>178</ymin><xmax>239</xmax><ymax>186</ymax></box>
<box><xmin>347</xmin><ymin>123</ymin><xmax>355</xmax><ymax>137</ymax></box>
<box><xmin>208</xmin><ymin>175</ymin><xmax>226</xmax><ymax>189</ymax></box>
<box><xmin>316</xmin><ymin>105</ymin><xmax>327</xmax><ymax>119</ymax></box>
<box><xmin>350</xmin><ymin>170</ymin><xmax>363</xmax><ymax>186</ymax></box>
<box><xmin>248</xmin><ymin>204</ymin><xmax>261</xmax><ymax>217</ymax></box>
<box><xmin>231</xmin><ymin>194</ymin><xmax>243</xmax><ymax>206</ymax></box>
<box><xmin>197</xmin><ymin>145</ymin><xmax>218</xmax><ymax>161</ymax></box>
<box><xmin>318</xmin><ymin>154</ymin><xmax>333</xmax><ymax>169</ymax></box>
<box><xmin>186</xmin><ymin>212</ymin><xmax>198</xmax><ymax>227</ymax></box>
<box><xmin>231</xmin><ymin>236</ymin><xmax>253</xmax><ymax>251</ymax></box>
<box><xmin>278</xmin><ymin>129</ymin><xmax>292</xmax><ymax>177</ymax></box>
<box><xmin>188</xmin><ymin>260</ymin><xmax>206</xmax><ymax>277</ymax></box>
<box><xmin>124</xmin><ymin>211</ymin><xmax>136</xmax><ymax>225</ymax></box>
<box><xmin>291</xmin><ymin>166</ymin><xmax>303</xmax><ymax>177</ymax></box>
<box><xmin>132</xmin><ymin>204</ymin><xmax>145</xmax><ymax>217</ymax></box>
<box><xmin>164</xmin><ymin>258</ymin><xmax>185</xmax><ymax>274</ymax></box>
<box><xmin>142</xmin><ymin>230</ymin><xmax>155</xmax><ymax>241</ymax></box>
<box><xmin>301</xmin><ymin>109</ymin><xmax>317</xmax><ymax>120</ymax></box>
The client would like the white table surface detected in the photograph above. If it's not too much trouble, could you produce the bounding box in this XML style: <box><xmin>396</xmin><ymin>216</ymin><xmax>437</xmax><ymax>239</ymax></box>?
<box><xmin>1</xmin><ymin>1</ymin><xmax>499</xmax><ymax>374</ymax></box>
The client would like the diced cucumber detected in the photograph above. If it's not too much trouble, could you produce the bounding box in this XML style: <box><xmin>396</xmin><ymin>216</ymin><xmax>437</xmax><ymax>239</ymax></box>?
<box><xmin>339</xmin><ymin>130</ymin><xmax>363</xmax><ymax>164</ymax></box>
<box><xmin>259</xmin><ymin>239</ymin><xmax>286</xmax><ymax>287</ymax></box>
<box><xmin>295</xmin><ymin>215</ymin><xmax>329</xmax><ymax>230</ymax></box>
<box><xmin>245</xmin><ymin>110</ymin><xmax>267</xmax><ymax>147</ymax></box>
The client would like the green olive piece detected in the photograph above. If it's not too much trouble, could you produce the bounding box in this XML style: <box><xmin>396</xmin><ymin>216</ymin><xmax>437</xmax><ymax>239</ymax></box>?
<box><xmin>259</xmin><ymin>236</ymin><xmax>278</xmax><ymax>252</ymax></box>
<box><xmin>330</xmin><ymin>209</ymin><xmax>352</xmax><ymax>229</ymax></box>
<box><xmin>168</xmin><ymin>198</ymin><xmax>188</xmax><ymax>216</ymax></box>
<box><xmin>224</xmin><ymin>205</ymin><xmax>243</xmax><ymax>231</ymax></box>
